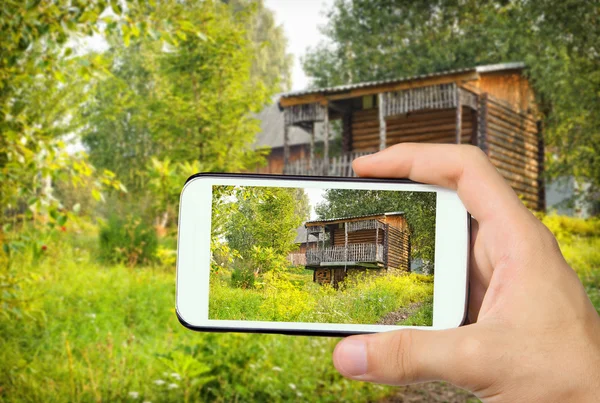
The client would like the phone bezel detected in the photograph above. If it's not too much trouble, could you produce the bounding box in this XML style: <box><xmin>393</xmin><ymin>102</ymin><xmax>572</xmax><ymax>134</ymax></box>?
<box><xmin>176</xmin><ymin>173</ymin><xmax>469</xmax><ymax>336</ymax></box>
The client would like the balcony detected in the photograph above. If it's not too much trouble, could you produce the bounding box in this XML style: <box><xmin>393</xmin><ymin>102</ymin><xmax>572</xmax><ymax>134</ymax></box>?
<box><xmin>283</xmin><ymin>152</ymin><xmax>372</xmax><ymax>177</ymax></box>
<box><xmin>306</xmin><ymin>243</ymin><xmax>384</xmax><ymax>266</ymax></box>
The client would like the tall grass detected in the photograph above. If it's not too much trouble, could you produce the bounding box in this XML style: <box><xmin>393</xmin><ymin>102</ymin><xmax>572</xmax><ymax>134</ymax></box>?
<box><xmin>0</xmin><ymin>229</ymin><xmax>391</xmax><ymax>402</ymax></box>
<box><xmin>209</xmin><ymin>270</ymin><xmax>434</xmax><ymax>325</ymax></box>
<box><xmin>0</xmin><ymin>214</ymin><xmax>597</xmax><ymax>402</ymax></box>
<box><xmin>542</xmin><ymin>214</ymin><xmax>600</xmax><ymax>312</ymax></box>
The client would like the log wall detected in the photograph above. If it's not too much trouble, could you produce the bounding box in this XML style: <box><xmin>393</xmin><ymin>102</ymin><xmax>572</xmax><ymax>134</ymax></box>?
<box><xmin>483</xmin><ymin>95</ymin><xmax>542</xmax><ymax>209</ymax></box>
<box><xmin>387</xmin><ymin>226</ymin><xmax>410</xmax><ymax>271</ymax></box>
<box><xmin>351</xmin><ymin>108</ymin><xmax>474</xmax><ymax>151</ymax></box>
<box><xmin>332</xmin><ymin>228</ymin><xmax>381</xmax><ymax>246</ymax></box>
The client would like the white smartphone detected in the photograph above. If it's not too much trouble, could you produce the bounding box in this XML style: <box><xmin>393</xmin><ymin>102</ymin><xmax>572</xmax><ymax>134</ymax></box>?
<box><xmin>176</xmin><ymin>173</ymin><xmax>469</xmax><ymax>336</ymax></box>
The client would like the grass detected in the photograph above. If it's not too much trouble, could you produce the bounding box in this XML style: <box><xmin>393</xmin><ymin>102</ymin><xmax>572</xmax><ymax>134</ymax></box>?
<box><xmin>0</xmin><ymin>214</ymin><xmax>598</xmax><ymax>402</ymax></box>
<box><xmin>209</xmin><ymin>269</ymin><xmax>434</xmax><ymax>325</ymax></box>
<box><xmin>0</xmin><ymin>230</ymin><xmax>393</xmax><ymax>402</ymax></box>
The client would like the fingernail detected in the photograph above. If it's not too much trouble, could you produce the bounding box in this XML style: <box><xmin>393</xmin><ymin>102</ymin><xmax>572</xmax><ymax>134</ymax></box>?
<box><xmin>335</xmin><ymin>338</ymin><xmax>367</xmax><ymax>377</ymax></box>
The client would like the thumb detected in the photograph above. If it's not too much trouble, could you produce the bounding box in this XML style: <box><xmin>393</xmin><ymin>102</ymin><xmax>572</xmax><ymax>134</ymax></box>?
<box><xmin>333</xmin><ymin>327</ymin><xmax>487</xmax><ymax>387</ymax></box>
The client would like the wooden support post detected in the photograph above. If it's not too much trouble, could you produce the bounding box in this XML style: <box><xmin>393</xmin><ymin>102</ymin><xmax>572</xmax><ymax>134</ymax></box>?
<box><xmin>537</xmin><ymin>120</ymin><xmax>546</xmax><ymax>212</ymax></box>
<box><xmin>283</xmin><ymin>119</ymin><xmax>290</xmax><ymax>171</ymax></box>
<box><xmin>309</xmin><ymin>122</ymin><xmax>315</xmax><ymax>174</ymax></box>
<box><xmin>344</xmin><ymin>222</ymin><xmax>348</xmax><ymax>272</ymax></box>
<box><xmin>407</xmin><ymin>231</ymin><xmax>411</xmax><ymax>272</ymax></box>
<box><xmin>455</xmin><ymin>88</ymin><xmax>462</xmax><ymax>144</ymax></box>
<box><xmin>378</xmin><ymin>93</ymin><xmax>387</xmax><ymax>151</ymax></box>
<box><xmin>323</xmin><ymin>104</ymin><xmax>329</xmax><ymax>175</ymax></box>
<box><xmin>478</xmin><ymin>93</ymin><xmax>489</xmax><ymax>155</ymax></box>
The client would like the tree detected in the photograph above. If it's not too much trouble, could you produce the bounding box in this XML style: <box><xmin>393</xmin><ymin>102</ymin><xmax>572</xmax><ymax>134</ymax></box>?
<box><xmin>315</xmin><ymin>189</ymin><xmax>436</xmax><ymax>269</ymax></box>
<box><xmin>80</xmin><ymin>0</ymin><xmax>284</xmax><ymax>191</ymax></box>
<box><xmin>303</xmin><ymin>0</ymin><xmax>600</xmax><ymax>208</ymax></box>
<box><xmin>0</xmin><ymin>1</ymin><xmax>129</xmax><ymax>235</ymax></box>
<box><xmin>230</xmin><ymin>0</ymin><xmax>293</xmax><ymax>92</ymax></box>
<box><xmin>222</xmin><ymin>186</ymin><xmax>308</xmax><ymax>263</ymax></box>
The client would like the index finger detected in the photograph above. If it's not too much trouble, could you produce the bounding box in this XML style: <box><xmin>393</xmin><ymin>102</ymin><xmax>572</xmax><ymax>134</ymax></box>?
<box><xmin>352</xmin><ymin>143</ymin><xmax>529</xmax><ymax>223</ymax></box>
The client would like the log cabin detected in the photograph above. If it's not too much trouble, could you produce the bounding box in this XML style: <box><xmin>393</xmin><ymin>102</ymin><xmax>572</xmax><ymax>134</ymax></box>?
<box><xmin>304</xmin><ymin>212</ymin><xmax>410</xmax><ymax>287</ymax></box>
<box><xmin>255</xmin><ymin>62</ymin><xmax>544</xmax><ymax>210</ymax></box>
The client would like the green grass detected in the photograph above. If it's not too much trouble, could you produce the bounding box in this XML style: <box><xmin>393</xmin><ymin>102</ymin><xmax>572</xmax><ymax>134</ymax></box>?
<box><xmin>1</xmin><ymin>214</ymin><xmax>598</xmax><ymax>402</ymax></box>
<box><xmin>396</xmin><ymin>298</ymin><xmax>434</xmax><ymax>326</ymax></box>
<box><xmin>0</xmin><ymin>233</ymin><xmax>392</xmax><ymax>402</ymax></box>
<box><xmin>209</xmin><ymin>270</ymin><xmax>434</xmax><ymax>325</ymax></box>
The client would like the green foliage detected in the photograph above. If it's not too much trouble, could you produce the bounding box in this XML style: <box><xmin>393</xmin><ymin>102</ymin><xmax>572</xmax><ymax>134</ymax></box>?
<box><xmin>210</xmin><ymin>269</ymin><xmax>434</xmax><ymax>325</ymax></box>
<box><xmin>99</xmin><ymin>215</ymin><xmax>158</xmax><ymax>267</ymax></box>
<box><xmin>229</xmin><ymin>0</ymin><xmax>293</xmax><ymax>92</ymax></box>
<box><xmin>220</xmin><ymin>186</ymin><xmax>308</xmax><ymax>263</ymax></box>
<box><xmin>541</xmin><ymin>214</ymin><xmax>600</xmax><ymax>314</ymax></box>
<box><xmin>230</xmin><ymin>267</ymin><xmax>257</xmax><ymax>289</ymax></box>
<box><xmin>81</xmin><ymin>0</ymin><xmax>278</xmax><ymax>190</ymax></box>
<box><xmin>303</xmin><ymin>0</ymin><xmax>600</xmax><ymax>204</ymax></box>
<box><xmin>315</xmin><ymin>189</ymin><xmax>437</xmax><ymax>269</ymax></box>
<box><xmin>0</xmin><ymin>234</ymin><xmax>391</xmax><ymax>402</ymax></box>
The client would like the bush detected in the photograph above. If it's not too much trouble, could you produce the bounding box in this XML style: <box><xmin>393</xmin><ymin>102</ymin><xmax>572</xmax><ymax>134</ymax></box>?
<box><xmin>230</xmin><ymin>266</ymin><xmax>256</xmax><ymax>289</ymax></box>
<box><xmin>99</xmin><ymin>215</ymin><xmax>158</xmax><ymax>267</ymax></box>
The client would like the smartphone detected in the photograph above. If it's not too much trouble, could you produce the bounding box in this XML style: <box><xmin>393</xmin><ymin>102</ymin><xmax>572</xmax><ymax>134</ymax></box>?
<box><xmin>176</xmin><ymin>173</ymin><xmax>469</xmax><ymax>336</ymax></box>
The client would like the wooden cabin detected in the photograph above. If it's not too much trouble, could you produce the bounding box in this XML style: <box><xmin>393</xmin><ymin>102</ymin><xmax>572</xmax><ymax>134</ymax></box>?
<box><xmin>304</xmin><ymin>212</ymin><xmax>410</xmax><ymax>287</ymax></box>
<box><xmin>255</xmin><ymin>62</ymin><xmax>544</xmax><ymax>210</ymax></box>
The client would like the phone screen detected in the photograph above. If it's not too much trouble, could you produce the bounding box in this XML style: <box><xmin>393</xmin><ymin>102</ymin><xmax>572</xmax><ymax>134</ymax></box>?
<box><xmin>209</xmin><ymin>184</ymin><xmax>436</xmax><ymax>327</ymax></box>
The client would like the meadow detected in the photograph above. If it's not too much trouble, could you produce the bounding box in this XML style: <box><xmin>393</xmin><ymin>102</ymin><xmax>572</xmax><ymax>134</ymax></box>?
<box><xmin>0</xmin><ymin>214</ymin><xmax>598</xmax><ymax>402</ymax></box>
<box><xmin>209</xmin><ymin>268</ymin><xmax>434</xmax><ymax>325</ymax></box>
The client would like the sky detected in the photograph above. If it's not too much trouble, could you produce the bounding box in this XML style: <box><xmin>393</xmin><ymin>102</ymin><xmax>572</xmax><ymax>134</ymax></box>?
<box><xmin>304</xmin><ymin>187</ymin><xmax>326</xmax><ymax>220</ymax></box>
<box><xmin>263</xmin><ymin>0</ymin><xmax>334</xmax><ymax>91</ymax></box>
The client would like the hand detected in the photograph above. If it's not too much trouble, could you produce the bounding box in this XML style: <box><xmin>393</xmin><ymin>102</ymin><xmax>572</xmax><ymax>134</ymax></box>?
<box><xmin>333</xmin><ymin>143</ymin><xmax>600</xmax><ymax>402</ymax></box>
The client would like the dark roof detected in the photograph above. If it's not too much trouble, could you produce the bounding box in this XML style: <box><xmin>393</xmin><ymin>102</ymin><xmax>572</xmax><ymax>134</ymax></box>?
<box><xmin>281</xmin><ymin>62</ymin><xmax>525</xmax><ymax>99</ymax></box>
<box><xmin>306</xmin><ymin>211</ymin><xmax>405</xmax><ymax>225</ymax></box>
<box><xmin>253</xmin><ymin>96</ymin><xmax>326</xmax><ymax>149</ymax></box>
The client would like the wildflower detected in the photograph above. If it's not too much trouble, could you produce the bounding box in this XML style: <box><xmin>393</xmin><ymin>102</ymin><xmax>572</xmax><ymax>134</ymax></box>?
<box><xmin>167</xmin><ymin>383</ymin><xmax>179</xmax><ymax>389</ymax></box>
<box><xmin>271</xmin><ymin>366</ymin><xmax>282</xmax><ymax>372</ymax></box>
<box><xmin>288</xmin><ymin>383</ymin><xmax>296</xmax><ymax>390</ymax></box>
<box><xmin>297</xmin><ymin>391</ymin><xmax>303</xmax><ymax>397</ymax></box>
<box><xmin>169</xmin><ymin>372</ymin><xmax>181</xmax><ymax>380</ymax></box>
<box><xmin>128</xmin><ymin>391</ymin><xmax>139</xmax><ymax>399</ymax></box>
<box><xmin>60</xmin><ymin>226</ymin><xmax>66</xmax><ymax>232</ymax></box>
<box><xmin>153</xmin><ymin>379</ymin><xmax>166</xmax><ymax>386</ymax></box>
<box><xmin>86</xmin><ymin>313</ymin><xmax>96</xmax><ymax>320</ymax></box>
<box><xmin>41</xmin><ymin>245</ymin><xmax>47</xmax><ymax>251</ymax></box>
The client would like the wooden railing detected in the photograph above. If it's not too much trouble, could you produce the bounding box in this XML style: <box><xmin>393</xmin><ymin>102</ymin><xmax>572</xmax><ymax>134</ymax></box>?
<box><xmin>306</xmin><ymin>243</ymin><xmax>384</xmax><ymax>265</ymax></box>
<box><xmin>283</xmin><ymin>152</ymin><xmax>373</xmax><ymax>177</ymax></box>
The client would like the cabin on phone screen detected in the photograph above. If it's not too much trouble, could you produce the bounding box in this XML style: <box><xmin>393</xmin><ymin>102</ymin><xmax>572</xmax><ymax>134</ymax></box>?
<box><xmin>303</xmin><ymin>212</ymin><xmax>410</xmax><ymax>287</ymax></box>
<box><xmin>254</xmin><ymin>62</ymin><xmax>544</xmax><ymax>210</ymax></box>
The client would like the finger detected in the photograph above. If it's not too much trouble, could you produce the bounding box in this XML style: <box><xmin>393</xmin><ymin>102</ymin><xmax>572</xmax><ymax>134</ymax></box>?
<box><xmin>333</xmin><ymin>327</ymin><xmax>488</xmax><ymax>389</ymax></box>
<box><xmin>352</xmin><ymin>143</ymin><xmax>528</xmax><ymax>224</ymax></box>
<box><xmin>467</xmin><ymin>218</ymin><xmax>490</xmax><ymax>322</ymax></box>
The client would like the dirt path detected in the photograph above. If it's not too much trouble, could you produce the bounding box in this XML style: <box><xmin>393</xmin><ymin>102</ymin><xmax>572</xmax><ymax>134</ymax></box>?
<box><xmin>377</xmin><ymin>302</ymin><xmax>424</xmax><ymax>325</ymax></box>
<box><xmin>379</xmin><ymin>382</ymin><xmax>479</xmax><ymax>402</ymax></box>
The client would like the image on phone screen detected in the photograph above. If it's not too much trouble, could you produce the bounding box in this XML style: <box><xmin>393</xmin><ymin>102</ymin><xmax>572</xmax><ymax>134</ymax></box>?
<box><xmin>209</xmin><ymin>184</ymin><xmax>436</xmax><ymax>327</ymax></box>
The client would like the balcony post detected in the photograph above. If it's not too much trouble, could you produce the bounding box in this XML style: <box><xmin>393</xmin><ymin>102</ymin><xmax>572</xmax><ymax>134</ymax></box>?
<box><xmin>322</xmin><ymin>102</ymin><xmax>329</xmax><ymax>175</ymax></box>
<box><xmin>344</xmin><ymin>222</ymin><xmax>348</xmax><ymax>272</ymax></box>
<box><xmin>455</xmin><ymin>87</ymin><xmax>462</xmax><ymax>144</ymax></box>
<box><xmin>283</xmin><ymin>121</ymin><xmax>290</xmax><ymax>170</ymax></box>
<box><xmin>378</xmin><ymin>93</ymin><xmax>387</xmax><ymax>151</ymax></box>
<box><xmin>309</xmin><ymin>122</ymin><xmax>315</xmax><ymax>174</ymax></box>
